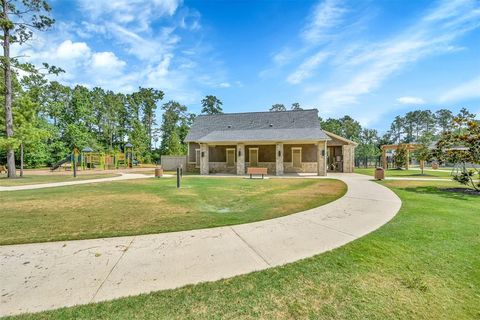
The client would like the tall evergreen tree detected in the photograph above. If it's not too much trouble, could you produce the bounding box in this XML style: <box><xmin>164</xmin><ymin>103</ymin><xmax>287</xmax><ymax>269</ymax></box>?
<box><xmin>160</xmin><ymin>101</ymin><xmax>188</xmax><ymax>155</ymax></box>
<box><xmin>201</xmin><ymin>95</ymin><xmax>223</xmax><ymax>114</ymax></box>
<box><xmin>1</xmin><ymin>0</ymin><xmax>55</xmax><ymax>178</ymax></box>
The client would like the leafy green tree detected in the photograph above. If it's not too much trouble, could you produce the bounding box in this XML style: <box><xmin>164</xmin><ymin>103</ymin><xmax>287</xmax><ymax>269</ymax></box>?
<box><xmin>129</xmin><ymin>119</ymin><xmax>149</xmax><ymax>162</ymax></box>
<box><xmin>201</xmin><ymin>95</ymin><xmax>223</xmax><ymax>114</ymax></box>
<box><xmin>415</xmin><ymin>133</ymin><xmax>434</xmax><ymax>175</ymax></box>
<box><xmin>394</xmin><ymin>145</ymin><xmax>408</xmax><ymax>169</ymax></box>
<box><xmin>320</xmin><ymin>116</ymin><xmax>361</xmax><ymax>142</ymax></box>
<box><xmin>434</xmin><ymin>113</ymin><xmax>479</xmax><ymax>191</ymax></box>
<box><xmin>269</xmin><ymin>104</ymin><xmax>286</xmax><ymax>112</ymax></box>
<box><xmin>44</xmin><ymin>81</ymin><xmax>70</xmax><ymax>126</ymax></box>
<box><xmin>356</xmin><ymin>129</ymin><xmax>379</xmax><ymax>168</ymax></box>
<box><xmin>13</xmin><ymin>94</ymin><xmax>50</xmax><ymax>175</ymax></box>
<box><xmin>435</xmin><ymin>109</ymin><xmax>453</xmax><ymax>133</ymax></box>
<box><xmin>291</xmin><ymin>102</ymin><xmax>302</xmax><ymax>110</ymax></box>
<box><xmin>1</xmin><ymin>0</ymin><xmax>55</xmax><ymax>177</ymax></box>
<box><xmin>160</xmin><ymin>101</ymin><xmax>188</xmax><ymax>155</ymax></box>
<box><xmin>389</xmin><ymin>116</ymin><xmax>404</xmax><ymax>144</ymax></box>
<box><xmin>137</xmin><ymin>88</ymin><xmax>164</xmax><ymax>149</ymax></box>
<box><xmin>319</xmin><ymin>117</ymin><xmax>342</xmax><ymax>135</ymax></box>
<box><xmin>340</xmin><ymin>116</ymin><xmax>361</xmax><ymax>141</ymax></box>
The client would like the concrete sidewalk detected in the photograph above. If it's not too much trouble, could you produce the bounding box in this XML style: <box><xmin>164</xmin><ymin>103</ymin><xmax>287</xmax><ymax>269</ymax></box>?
<box><xmin>0</xmin><ymin>173</ymin><xmax>162</xmax><ymax>192</ymax></box>
<box><xmin>0</xmin><ymin>173</ymin><xmax>402</xmax><ymax>317</ymax></box>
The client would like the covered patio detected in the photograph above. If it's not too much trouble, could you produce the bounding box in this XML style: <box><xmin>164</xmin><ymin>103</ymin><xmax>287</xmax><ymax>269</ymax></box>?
<box><xmin>187</xmin><ymin>141</ymin><xmax>328</xmax><ymax>176</ymax></box>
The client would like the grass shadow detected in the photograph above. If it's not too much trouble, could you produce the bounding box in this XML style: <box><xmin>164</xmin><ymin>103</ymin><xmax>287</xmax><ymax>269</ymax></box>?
<box><xmin>402</xmin><ymin>186</ymin><xmax>475</xmax><ymax>200</ymax></box>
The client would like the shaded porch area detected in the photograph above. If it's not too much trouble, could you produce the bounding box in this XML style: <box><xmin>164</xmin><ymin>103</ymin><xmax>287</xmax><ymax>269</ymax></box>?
<box><xmin>187</xmin><ymin>142</ymin><xmax>327</xmax><ymax>176</ymax></box>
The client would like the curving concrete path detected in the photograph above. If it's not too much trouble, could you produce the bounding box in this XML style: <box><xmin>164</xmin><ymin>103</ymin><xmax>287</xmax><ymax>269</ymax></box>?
<box><xmin>0</xmin><ymin>173</ymin><xmax>402</xmax><ymax>317</ymax></box>
<box><xmin>0</xmin><ymin>173</ymin><xmax>160</xmax><ymax>192</ymax></box>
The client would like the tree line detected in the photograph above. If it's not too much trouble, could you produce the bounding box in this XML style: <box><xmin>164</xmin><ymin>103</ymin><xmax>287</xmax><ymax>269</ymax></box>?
<box><xmin>319</xmin><ymin>108</ymin><xmax>477</xmax><ymax>167</ymax></box>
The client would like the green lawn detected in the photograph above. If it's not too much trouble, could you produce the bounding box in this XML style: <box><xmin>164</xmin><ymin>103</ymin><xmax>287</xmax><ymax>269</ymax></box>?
<box><xmin>355</xmin><ymin>167</ymin><xmax>453</xmax><ymax>179</ymax></box>
<box><xmin>9</xmin><ymin>180</ymin><xmax>479</xmax><ymax>319</ymax></box>
<box><xmin>0</xmin><ymin>177</ymin><xmax>346</xmax><ymax>245</ymax></box>
<box><xmin>0</xmin><ymin>173</ymin><xmax>120</xmax><ymax>186</ymax></box>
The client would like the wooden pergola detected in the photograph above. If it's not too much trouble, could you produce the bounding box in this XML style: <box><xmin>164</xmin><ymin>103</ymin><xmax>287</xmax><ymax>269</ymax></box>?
<box><xmin>381</xmin><ymin>144</ymin><xmax>422</xmax><ymax>169</ymax></box>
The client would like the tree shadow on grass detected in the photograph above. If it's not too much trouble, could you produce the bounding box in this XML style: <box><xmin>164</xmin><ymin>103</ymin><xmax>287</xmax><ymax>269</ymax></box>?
<box><xmin>403</xmin><ymin>186</ymin><xmax>478</xmax><ymax>201</ymax></box>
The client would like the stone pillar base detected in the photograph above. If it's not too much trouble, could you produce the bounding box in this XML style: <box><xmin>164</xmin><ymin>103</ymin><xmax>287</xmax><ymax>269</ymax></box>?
<box><xmin>276</xmin><ymin>143</ymin><xmax>284</xmax><ymax>175</ymax></box>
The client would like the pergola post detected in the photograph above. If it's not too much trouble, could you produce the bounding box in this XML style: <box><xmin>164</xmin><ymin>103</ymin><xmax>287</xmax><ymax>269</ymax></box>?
<box><xmin>405</xmin><ymin>148</ymin><xmax>409</xmax><ymax>170</ymax></box>
<box><xmin>381</xmin><ymin>148</ymin><xmax>387</xmax><ymax>169</ymax></box>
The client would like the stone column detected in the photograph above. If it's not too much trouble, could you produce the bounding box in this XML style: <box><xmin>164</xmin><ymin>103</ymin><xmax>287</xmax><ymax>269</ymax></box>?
<box><xmin>275</xmin><ymin>143</ymin><xmax>284</xmax><ymax>175</ymax></box>
<box><xmin>342</xmin><ymin>145</ymin><xmax>354</xmax><ymax>173</ymax></box>
<box><xmin>236</xmin><ymin>143</ymin><xmax>245</xmax><ymax>175</ymax></box>
<box><xmin>317</xmin><ymin>141</ymin><xmax>327</xmax><ymax>176</ymax></box>
<box><xmin>200</xmin><ymin>143</ymin><xmax>209</xmax><ymax>175</ymax></box>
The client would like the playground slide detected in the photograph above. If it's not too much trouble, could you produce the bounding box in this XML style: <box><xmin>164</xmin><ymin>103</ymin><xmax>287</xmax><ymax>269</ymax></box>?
<box><xmin>51</xmin><ymin>155</ymin><xmax>72</xmax><ymax>171</ymax></box>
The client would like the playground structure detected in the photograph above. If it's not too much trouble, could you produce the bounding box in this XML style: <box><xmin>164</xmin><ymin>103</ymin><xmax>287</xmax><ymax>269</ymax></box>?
<box><xmin>51</xmin><ymin>143</ymin><xmax>135</xmax><ymax>172</ymax></box>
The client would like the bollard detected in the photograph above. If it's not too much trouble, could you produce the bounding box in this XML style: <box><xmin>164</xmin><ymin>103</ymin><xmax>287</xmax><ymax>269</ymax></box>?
<box><xmin>177</xmin><ymin>167</ymin><xmax>181</xmax><ymax>188</ymax></box>
<box><xmin>73</xmin><ymin>155</ymin><xmax>77</xmax><ymax>178</ymax></box>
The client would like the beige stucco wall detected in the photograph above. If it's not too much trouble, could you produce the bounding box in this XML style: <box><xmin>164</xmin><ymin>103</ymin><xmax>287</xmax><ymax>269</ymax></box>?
<box><xmin>208</xmin><ymin>145</ymin><xmax>237</xmax><ymax>162</ymax></box>
<box><xmin>245</xmin><ymin>145</ymin><xmax>276</xmax><ymax>162</ymax></box>
<box><xmin>283</xmin><ymin>144</ymin><xmax>317</xmax><ymax>162</ymax></box>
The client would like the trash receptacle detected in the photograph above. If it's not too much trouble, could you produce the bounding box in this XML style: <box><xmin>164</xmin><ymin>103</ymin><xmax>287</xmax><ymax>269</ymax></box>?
<box><xmin>155</xmin><ymin>166</ymin><xmax>163</xmax><ymax>178</ymax></box>
<box><xmin>374</xmin><ymin>167</ymin><xmax>385</xmax><ymax>180</ymax></box>
<box><xmin>432</xmin><ymin>162</ymin><xmax>439</xmax><ymax>170</ymax></box>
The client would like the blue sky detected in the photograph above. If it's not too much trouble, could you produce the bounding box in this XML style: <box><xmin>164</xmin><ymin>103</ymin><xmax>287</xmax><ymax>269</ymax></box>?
<box><xmin>17</xmin><ymin>0</ymin><xmax>480</xmax><ymax>132</ymax></box>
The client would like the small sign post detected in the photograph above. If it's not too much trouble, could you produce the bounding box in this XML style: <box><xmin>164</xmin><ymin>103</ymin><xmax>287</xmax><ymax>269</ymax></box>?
<box><xmin>73</xmin><ymin>147</ymin><xmax>79</xmax><ymax>178</ymax></box>
<box><xmin>176</xmin><ymin>167</ymin><xmax>181</xmax><ymax>188</ymax></box>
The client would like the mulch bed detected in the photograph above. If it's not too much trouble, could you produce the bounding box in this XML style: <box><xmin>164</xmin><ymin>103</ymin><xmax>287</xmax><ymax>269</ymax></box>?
<box><xmin>442</xmin><ymin>188</ymin><xmax>480</xmax><ymax>196</ymax></box>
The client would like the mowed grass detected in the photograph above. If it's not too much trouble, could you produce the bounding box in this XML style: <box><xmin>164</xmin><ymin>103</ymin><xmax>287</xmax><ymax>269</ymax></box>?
<box><xmin>9</xmin><ymin>180</ymin><xmax>479</xmax><ymax>320</ymax></box>
<box><xmin>0</xmin><ymin>177</ymin><xmax>346</xmax><ymax>245</ymax></box>
<box><xmin>0</xmin><ymin>173</ymin><xmax>120</xmax><ymax>186</ymax></box>
<box><xmin>355</xmin><ymin>167</ymin><xmax>453</xmax><ymax>179</ymax></box>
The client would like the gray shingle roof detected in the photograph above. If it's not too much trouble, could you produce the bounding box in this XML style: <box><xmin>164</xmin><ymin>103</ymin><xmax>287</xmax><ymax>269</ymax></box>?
<box><xmin>185</xmin><ymin>109</ymin><xmax>330</xmax><ymax>143</ymax></box>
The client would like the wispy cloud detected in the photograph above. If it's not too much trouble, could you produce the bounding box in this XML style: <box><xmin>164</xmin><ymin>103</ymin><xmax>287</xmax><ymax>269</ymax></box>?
<box><xmin>397</xmin><ymin>96</ymin><xmax>426</xmax><ymax>105</ymax></box>
<box><xmin>287</xmin><ymin>51</ymin><xmax>329</xmax><ymax>84</ymax></box>
<box><xmin>78</xmin><ymin>0</ymin><xmax>182</xmax><ymax>32</ymax></box>
<box><xmin>302</xmin><ymin>0</ymin><xmax>346</xmax><ymax>43</ymax></box>
<box><xmin>317</xmin><ymin>0</ymin><xmax>480</xmax><ymax>107</ymax></box>
<box><xmin>439</xmin><ymin>76</ymin><xmax>480</xmax><ymax>103</ymax></box>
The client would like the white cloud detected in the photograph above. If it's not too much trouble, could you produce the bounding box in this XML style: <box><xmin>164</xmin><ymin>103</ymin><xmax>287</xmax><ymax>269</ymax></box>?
<box><xmin>218</xmin><ymin>82</ymin><xmax>231</xmax><ymax>88</ymax></box>
<box><xmin>287</xmin><ymin>51</ymin><xmax>329</xmax><ymax>84</ymax></box>
<box><xmin>302</xmin><ymin>0</ymin><xmax>346</xmax><ymax>43</ymax></box>
<box><xmin>55</xmin><ymin>40</ymin><xmax>91</xmax><ymax>60</ymax></box>
<box><xmin>78</xmin><ymin>0</ymin><xmax>182</xmax><ymax>31</ymax></box>
<box><xmin>396</xmin><ymin>96</ymin><xmax>426</xmax><ymax>104</ymax></box>
<box><xmin>439</xmin><ymin>76</ymin><xmax>480</xmax><ymax>103</ymax></box>
<box><xmin>91</xmin><ymin>52</ymin><xmax>126</xmax><ymax>70</ymax></box>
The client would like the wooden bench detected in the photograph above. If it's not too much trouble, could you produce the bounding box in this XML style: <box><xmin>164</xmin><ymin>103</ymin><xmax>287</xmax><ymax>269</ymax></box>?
<box><xmin>0</xmin><ymin>165</ymin><xmax>6</xmax><ymax>174</ymax></box>
<box><xmin>247</xmin><ymin>167</ymin><xmax>267</xmax><ymax>179</ymax></box>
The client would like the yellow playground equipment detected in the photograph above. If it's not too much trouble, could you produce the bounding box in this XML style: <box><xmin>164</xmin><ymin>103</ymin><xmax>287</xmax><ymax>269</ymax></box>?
<box><xmin>51</xmin><ymin>143</ymin><xmax>135</xmax><ymax>171</ymax></box>
<box><xmin>81</xmin><ymin>144</ymin><xmax>134</xmax><ymax>170</ymax></box>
